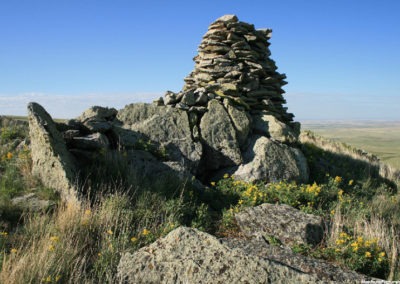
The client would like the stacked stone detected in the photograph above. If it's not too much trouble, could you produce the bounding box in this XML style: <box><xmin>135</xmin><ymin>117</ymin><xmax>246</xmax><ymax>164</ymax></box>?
<box><xmin>164</xmin><ymin>14</ymin><xmax>295</xmax><ymax>124</ymax></box>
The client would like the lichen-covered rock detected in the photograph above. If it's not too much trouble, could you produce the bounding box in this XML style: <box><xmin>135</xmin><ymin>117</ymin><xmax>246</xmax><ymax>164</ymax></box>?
<box><xmin>117</xmin><ymin>103</ymin><xmax>202</xmax><ymax>173</ymax></box>
<box><xmin>28</xmin><ymin>102</ymin><xmax>78</xmax><ymax>202</ymax></box>
<box><xmin>11</xmin><ymin>193</ymin><xmax>55</xmax><ymax>212</ymax></box>
<box><xmin>253</xmin><ymin>114</ymin><xmax>299</xmax><ymax>143</ymax></box>
<box><xmin>199</xmin><ymin>100</ymin><xmax>242</xmax><ymax>169</ymax></box>
<box><xmin>235</xmin><ymin>203</ymin><xmax>324</xmax><ymax>246</ymax></box>
<box><xmin>77</xmin><ymin>106</ymin><xmax>118</xmax><ymax>122</ymax></box>
<box><xmin>225</xmin><ymin>101</ymin><xmax>251</xmax><ymax>147</ymax></box>
<box><xmin>234</xmin><ymin>135</ymin><xmax>308</xmax><ymax>183</ymax></box>
<box><xmin>77</xmin><ymin>106</ymin><xmax>117</xmax><ymax>133</ymax></box>
<box><xmin>222</xmin><ymin>237</ymin><xmax>375</xmax><ymax>282</ymax></box>
<box><xmin>117</xmin><ymin>226</ymin><xmax>317</xmax><ymax>283</ymax></box>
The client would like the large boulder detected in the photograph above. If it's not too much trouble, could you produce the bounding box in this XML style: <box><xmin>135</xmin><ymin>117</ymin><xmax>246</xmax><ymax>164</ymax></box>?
<box><xmin>117</xmin><ymin>226</ymin><xmax>317</xmax><ymax>283</ymax></box>
<box><xmin>28</xmin><ymin>102</ymin><xmax>78</xmax><ymax>202</ymax></box>
<box><xmin>235</xmin><ymin>203</ymin><xmax>324</xmax><ymax>247</ymax></box>
<box><xmin>234</xmin><ymin>135</ymin><xmax>309</xmax><ymax>183</ymax></box>
<box><xmin>117</xmin><ymin>103</ymin><xmax>202</xmax><ymax>173</ymax></box>
<box><xmin>199</xmin><ymin>100</ymin><xmax>242</xmax><ymax>170</ymax></box>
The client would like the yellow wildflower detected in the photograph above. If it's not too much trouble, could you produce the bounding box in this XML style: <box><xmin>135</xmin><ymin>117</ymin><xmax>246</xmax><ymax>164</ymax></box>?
<box><xmin>334</xmin><ymin>176</ymin><xmax>342</xmax><ymax>184</ymax></box>
<box><xmin>357</xmin><ymin>236</ymin><xmax>364</xmax><ymax>243</ymax></box>
<box><xmin>335</xmin><ymin>239</ymin><xmax>345</xmax><ymax>245</ymax></box>
<box><xmin>338</xmin><ymin>190</ymin><xmax>344</xmax><ymax>201</ymax></box>
<box><xmin>142</xmin><ymin>228</ymin><xmax>150</xmax><ymax>236</ymax></box>
<box><xmin>55</xmin><ymin>275</ymin><xmax>61</xmax><ymax>282</ymax></box>
<box><xmin>107</xmin><ymin>230</ymin><xmax>113</xmax><ymax>235</ymax></box>
<box><xmin>379</xmin><ymin>252</ymin><xmax>386</xmax><ymax>257</ymax></box>
<box><xmin>365</xmin><ymin>251</ymin><xmax>372</xmax><ymax>258</ymax></box>
<box><xmin>0</xmin><ymin>231</ymin><xmax>8</xmax><ymax>236</ymax></box>
<box><xmin>6</xmin><ymin>152</ymin><xmax>13</xmax><ymax>159</ymax></box>
<box><xmin>131</xmin><ymin>237</ymin><xmax>138</xmax><ymax>243</ymax></box>
<box><xmin>84</xmin><ymin>209</ymin><xmax>91</xmax><ymax>215</ymax></box>
<box><xmin>210</xmin><ymin>181</ymin><xmax>216</xmax><ymax>186</ymax></box>
<box><xmin>223</xmin><ymin>173</ymin><xmax>229</xmax><ymax>179</ymax></box>
<box><xmin>50</xmin><ymin>236</ymin><xmax>59</xmax><ymax>242</ymax></box>
<box><xmin>348</xmin><ymin>180</ymin><xmax>354</xmax><ymax>186</ymax></box>
<box><xmin>98</xmin><ymin>252</ymin><xmax>102</xmax><ymax>257</ymax></box>
<box><xmin>378</xmin><ymin>257</ymin><xmax>383</xmax><ymax>262</ymax></box>
<box><xmin>238</xmin><ymin>199</ymin><xmax>244</xmax><ymax>205</ymax></box>
<box><xmin>10</xmin><ymin>248</ymin><xmax>17</xmax><ymax>253</ymax></box>
<box><xmin>48</xmin><ymin>244</ymin><xmax>55</xmax><ymax>251</ymax></box>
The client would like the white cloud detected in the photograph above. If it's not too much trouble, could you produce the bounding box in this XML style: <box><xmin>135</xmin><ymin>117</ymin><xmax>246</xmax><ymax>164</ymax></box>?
<box><xmin>0</xmin><ymin>92</ymin><xmax>161</xmax><ymax>119</ymax></box>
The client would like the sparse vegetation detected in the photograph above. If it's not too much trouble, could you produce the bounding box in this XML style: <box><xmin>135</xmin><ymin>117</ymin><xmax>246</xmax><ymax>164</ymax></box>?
<box><xmin>0</xmin><ymin>118</ymin><xmax>399</xmax><ymax>281</ymax></box>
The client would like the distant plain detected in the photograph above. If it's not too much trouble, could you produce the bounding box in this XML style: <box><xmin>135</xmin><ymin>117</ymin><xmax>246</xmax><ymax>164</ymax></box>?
<box><xmin>302</xmin><ymin>121</ymin><xmax>400</xmax><ymax>170</ymax></box>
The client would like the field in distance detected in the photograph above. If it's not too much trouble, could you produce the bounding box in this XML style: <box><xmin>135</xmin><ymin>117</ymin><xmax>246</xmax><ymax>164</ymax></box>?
<box><xmin>302</xmin><ymin>120</ymin><xmax>400</xmax><ymax>170</ymax></box>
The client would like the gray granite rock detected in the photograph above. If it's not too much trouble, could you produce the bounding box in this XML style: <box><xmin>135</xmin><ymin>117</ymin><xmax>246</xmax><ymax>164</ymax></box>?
<box><xmin>235</xmin><ymin>203</ymin><xmax>324</xmax><ymax>246</ymax></box>
<box><xmin>117</xmin><ymin>226</ymin><xmax>318</xmax><ymax>283</ymax></box>
<box><xmin>28</xmin><ymin>102</ymin><xmax>78</xmax><ymax>202</ymax></box>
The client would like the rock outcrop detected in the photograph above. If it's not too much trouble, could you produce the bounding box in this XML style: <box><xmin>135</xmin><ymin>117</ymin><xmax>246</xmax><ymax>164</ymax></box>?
<box><xmin>118</xmin><ymin>226</ymin><xmax>372</xmax><ymax>283</ymax></box>
<box><xmin>117</xmin><ymin>226</ymin><xmax>318</xmax><ymax>283</ymax></box>
<box><xmin>28</xmin><ymin>14</ymin><xmax>308</xmax><ymax>196</ymax></box>
<box><xmin>28</xmin><ymin>102</ymin><xmax>78</xmax><ymax>202</ymax></box>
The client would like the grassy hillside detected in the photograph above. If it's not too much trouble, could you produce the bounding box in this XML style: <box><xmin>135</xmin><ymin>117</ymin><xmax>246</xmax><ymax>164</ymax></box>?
<box><xmin>302</xmin><ymin>121</ymin><xmax>400</xmax><ymax>170</ymax></box>
<box><xmin>0</xmin><ymin>116</ymin><xmax>399</xmax><ymax>282</ymax></box>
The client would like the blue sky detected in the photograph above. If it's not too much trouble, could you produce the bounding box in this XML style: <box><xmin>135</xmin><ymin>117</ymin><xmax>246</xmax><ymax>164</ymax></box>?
<box><xmin>0</xmin><ymin>0</ymin><xmax>399</xmax><ymax>120</ymax></box>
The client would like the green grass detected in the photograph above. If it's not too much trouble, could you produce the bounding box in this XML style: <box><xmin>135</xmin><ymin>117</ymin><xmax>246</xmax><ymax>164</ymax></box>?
<box><xmin>302</xmin><ymin>121</ymin><xmax>400</xmax><ymax>170</ymax></box>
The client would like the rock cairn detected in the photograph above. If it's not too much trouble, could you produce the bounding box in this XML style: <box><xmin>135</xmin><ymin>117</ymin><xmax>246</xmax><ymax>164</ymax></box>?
<box><xmin>163</xmin><ymin>14</ymin><xmax>295</xmax><ymax>125</ymax></box>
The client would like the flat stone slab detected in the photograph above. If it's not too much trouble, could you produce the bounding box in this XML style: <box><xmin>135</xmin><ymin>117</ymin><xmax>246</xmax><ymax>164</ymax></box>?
<box><xmin>235</xmin><ymin>203</ymin><xmax>324</xmax><ymax>246</ymax></box>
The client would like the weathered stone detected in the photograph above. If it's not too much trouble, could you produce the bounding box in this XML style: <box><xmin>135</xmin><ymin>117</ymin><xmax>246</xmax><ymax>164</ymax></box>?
<box><xmin>117</xmin><ymin>227</ymin><xmax>318</xmax><ymax>283</ymax></box>
<box><xmin>215</xmin><ymin>14</ymin><xmax>238</xmax><ymax>23</ymax></box>
<box><xmin>153</xmin><ymin>96</ymin><xmax>164</xmax><ymax>106</ymax></box>
<box><xmin>71</xmin><ymin>133</ymin><xmax>109</xmax><ymax>150</ymax></box>
<box><xmin>222</xmin><ymin>237</ymin><xmax>373</xmax><ymax>282</ymax></box>
<box><xmin>11</xmin><ymin>193</ymin><xmax>54</xmax><ymax>212</ymax></box>
<box><xmin>235</xmin><ymin>203</ymin><xmax>324</xmax><ymax>247</ymax></box>
<box><xmin>82</xmin><ymin>119</ymin><xmax>112</xmax><ymax>133</ymax></box>
<box><xmin>117</xmin><ymin>103</ymin><xmax>202</xmax><ymax>173</ymax></box>
<box><xmin>164</xmin><ymin>91</ymin><xmax>178</xmax><ymax>105</ymax></box>
<box><xmin>253</xmin><ymin>114</ymin><xmax>299</xmax><ymax>143</ymax></box>
<box><xmin>28</xmin><ymin>102</ymin><xmax>78</xmax><ymax>202</ymax></box>
<box><xmin>77</xmin><ymin>106</ymin><xmax>117</xmax><ymax>122</ymax></box>
<box><xmin>181</xmin><ymin>91</ymin><xmax>196</xmax><ymax>106</ymax></box>
<box><xmin>199</xmin><ymin>100</ymin><xmax>242</xmax><ymax>169</ymax></box>
<box><xmin>233</xmin><ymin>135</ymin><xmax>308</xmax><ymax>183</ymax></box>
<box><xmin>225</xmin><ymin>102</ymin><xmax>251</xmax><ymax>146</ymax></box>
<box><xmin>125</xmin><ymin>150</ymin><xmax>204</xmax><ymax>191</ymax></box>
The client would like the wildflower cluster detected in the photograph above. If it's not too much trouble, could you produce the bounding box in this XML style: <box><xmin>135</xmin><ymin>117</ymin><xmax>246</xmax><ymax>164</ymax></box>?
<box><xmin>328</xmin><ymin>232</ymin><xmax>388</xmax><ymax>277</ymax></box>
<box><xmin>213</xmin><ymin>175</ymin><xmax>325</xmax><ymax>214</ymax></box>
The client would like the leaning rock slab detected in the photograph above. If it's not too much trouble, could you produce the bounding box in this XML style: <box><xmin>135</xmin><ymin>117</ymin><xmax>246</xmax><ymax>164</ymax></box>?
<box><xmin>28</xmin><ymin>102</ymin><xmax>78</xmax><ymax>202</ymax></box>
<box><xmin>235</xmin><ymin>203</ymin><xmax>324</xmax><ymax>246</ymax></box>
<box><xmin>117</xmin><ymin>226</ymin><xmax>317</xmax><ymax>283</ymax></box>
<box><xmin>234</xmin><ymin>135</ymin><xmax>308</xmax><ymax>183</ymax></box>
<box><xmin>199</xmin><ymin>99</ymin><xmax>242</xmax><ymax>169</ymax></box>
